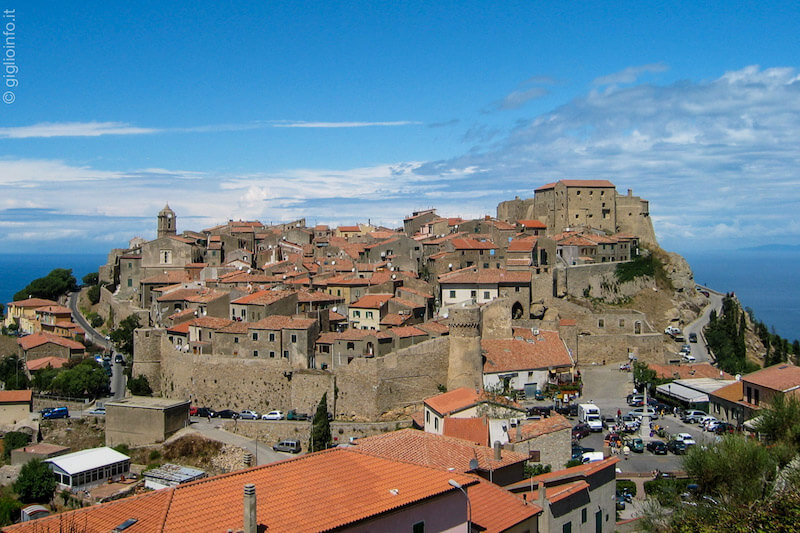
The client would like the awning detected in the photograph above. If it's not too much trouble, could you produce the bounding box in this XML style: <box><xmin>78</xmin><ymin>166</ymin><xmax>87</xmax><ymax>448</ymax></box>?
<box><xmin>656</xmin><ymin>383</ymin><xmax>709</xmax><ymax>404</ymax></box>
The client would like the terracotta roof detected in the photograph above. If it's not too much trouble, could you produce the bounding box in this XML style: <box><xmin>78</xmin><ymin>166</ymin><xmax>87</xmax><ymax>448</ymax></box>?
<box><xmin>528</xmin><ymin>480</ymin><xmax>591</xmax><ymax>504</ymax></box>
<box><xmin>141</xmin><ymin>271</ymin><xmax>192</xmax><ymax>284</ymax></box>
<box><xmin>450</xmin><ymin>238</ymin><xmax>497</xmax><ymax>250</ymax></box>
<box><xmin>167</xmin><ymin>322</ymin><xmax>191</xmax><ymax>335</ymax></box>
<box><xmin>468</xmin><ymin>478</ymin><xmax>541</xmax><ymax>531</ymax></box>
<box><xmin>483</xmin><ymin>333</ymin><xmax>573</xmax><ymax>374</ymax></box>
<box><xmin>742</xmin><ymin>363</ymin><xmax>800</xmax><ymax>392</ymax></box>
<box><xmin>390</xmin><ymin>296</ymin><xmax>423</xmax><ymax>309</ymax></box>
<box><xmin>387</xmin><ymin>326</ymin><xmax>427</xmax><ymax>338</ymax></box>
<box><xmin>334</xmin><ymin>329</ymin><xmax>392</xmax><ymax>341</ymax></box>
<box><xmin>448</xmin><ymin>217</ymin><xmax>463</xmax><ymax>226</ymax></box>
<box><xmin>296</xmin><ymin>290</ymin><xmax>341</xmax><ymax>303</ymax></box>
<box><xmin>510</xmin><ymin>414</ymin><xmax>572</xmax><ymax>442</ymax></box>
<box><xmin>507</xmin><ymin>239</ymin><xmax>536</xmax><ymax>252</ymax></box>
<box><xmin>187</xmin><ymin>316</ymin><xmax>234</xmax><ymax>330</ymax></box>
<box><xmin>417</xmin><ymin>320</ymin><xmax>449</xmax><ymax>335</ymax></box>
<box><xmin>438</xmin><ymin>268</ymin><xmax>531</xmax><ymax>285</ymax></box>
<box><xmin>26</xmin><ymin>357</ymin><xmax>68</xmax><ymax>371</ymax></box>
<box><xmin>156</xmin><ymin>288</ymin><xmax>226</xmax><ymax>303</ymax></box>
<box><xmin>216</xmin><ymin>321</ymin><xmax>250</xmax><ymax>334</ymax></box>
<box><xmin>15</xmin><ymin>443</ymin><xmax>68</xmax><ymax>455</ymax></box>
<box><xmin>424</xmin><ymin>387</ymin><xmax>523</xmax><ymax>417</ymax></box>
<box><xmin>534</xmin><ymin>179</ymin><xmax>615</xmax><ymax>191</ymax></box>
<box><xmin>231</xmin><ymin>290</ymin><xmax>294</xmax><ymax>306</ymax></box>
<box><xmin>7</xmin><ymin>298</ymin><xmax>58</xmax><ymax>308</ymax></box>
<box><xmin>328</xmin><ymin>310</ymin><xmax>346</xmax><ymax>321</ymax></box>
<box><xmin>708</xmin><ymin>380</ymin><xmax>744</xmax><ymax>403</ymax></box>
<box><xmin>517</xmin><ymin>219</ymin><xmax>547</xmax><ymax>229</ymax></box>
<box><xmin>397</xmin><ymin>287</ymin><xmax>434</xmax><ymax>299</ymax></box>
<box><xmin>5</xmin><ymin>448</ymin><xmax>479</xmax><ymax>533</ymax></box>
<box><xmin>350</xmin><ymin>294</ymin><xmax>393</xmax><ymax>309</ymax></box>
<box><xmin>166</xmin><ymin>308</ymin><xmax>196</xmax><ymax>321</ymax></box>
<box><xmin>337</xmin><ymin>225</ymin><xmax>361</xmax><ymax>232</ymax></box>
<box><xmin>34</xmin><ymin>305</ymin><xmax>72</xmax><ymax>315</ymax></box>
<box><xmin>354</xmin><ymin>428</ymin><xmax>528</xmax><ymax>472</ymax></box>
<box><xmin>490</xmin><ymin>220</ymin><xmax>517</xmax><ymax>231</ymax></box>
<box><xmin>443</xmin><ymin>416</ymin><xmax>490</xmax><ymax>446</ymax></box>
<box><xmin>531</xmin><ymin>456</ymin><xmax>620</xmax><ymax>484</ymax></box>
<box><xmin>380</xmin><ymin>313</ymin><xmax>409</xmax><ymax>326</ymax></box>
<box><xmin>649</xmin><ymin>363</ymin><xmax>733</xmax><ymax>380</ymax></box>
<box><xmin>18</xmin><ymin>333</ymin><xmax>85</xmax><ymax>351</ymax></box>
<box><xmin>0</xmin><ymin>390</ymin><xmax>32</xmax><ymax>403</ymax></box>
<box><xmin>249</xmin><ymin>315</ymin><xmax>316</xmax><ymax>331</ymax></box>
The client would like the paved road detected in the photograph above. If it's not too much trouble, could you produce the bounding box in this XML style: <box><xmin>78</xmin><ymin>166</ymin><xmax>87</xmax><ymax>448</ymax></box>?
<box><xmin>682</xmin><ymin>287</ymin><xmax>724</xmax><ymax>363</ymax></box>
<box><xmin>187</xmin><ymin>418</ymin><xmax>294</xmax><ymax>465</ymax></box>
<box><xmin>68</xmin><ymin>291</ymin><xmax>111</xmax><ymax>351</ymax></box>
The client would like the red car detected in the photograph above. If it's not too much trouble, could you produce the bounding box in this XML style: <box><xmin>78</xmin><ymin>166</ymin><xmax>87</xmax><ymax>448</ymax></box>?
<box><xmin>572</xmin><ymin>423</ymin><xmax>591</xmax><ymax>440</ymax></box>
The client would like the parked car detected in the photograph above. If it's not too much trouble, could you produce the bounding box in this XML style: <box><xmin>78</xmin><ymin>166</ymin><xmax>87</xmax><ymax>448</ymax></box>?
<box><xmin>602</xmin><ymin>415</ymin><xmax>617</xmax><ymax>429</ymax></box>
<box><xmin>272</xmin><ymin>439</ymin><xmax>301</xmax><ymax>453</ymax></box>
<box><xmin>114</xmin><ymin>354</ymin><xmax>126</xmax><ymax>364</ymax></box>
<box><xmin>216</xmin><ymin>409</ymin><xmax>240</xmax><ymax>419</ymax></box>
<box><xmin>620</xmin><ymin>415</ymin><xmax>640</xmax><ymax>432</ymax></box>
<box><xmin>534</xmin><ymin>389</ymin><xmax>546</xmax><ymax>401</ymax></box>
<box><xmin>704</xmin><ymin>419</ymin><xmax>723</xmax><ymax>432</ymax></box>
<box><xmin>88</xmin><ymin>406</ymin><xmax>106</xmax><ymax>416</ymax></box>
<box><xmin>555</xmin><ymin>404</ymin><xmax>578</xmax><ymax>418</ymax></box>
<box><xmin>714</xmin><ymin>422</ymin><xmax>736</xmax><ymax>435</ymax></box>
<box><xmin>689</xmin><ymin>332</ymin><xmax>698</xmax><ymax>343</ymax></box>
<box><xmin>674</xmin><ymin>432</ymin><xmax>697</xmax><ymax>446</ymax></box>
<box><xmin>627</xmin><ymin>394</ymin><xmax>644</xmax><ymax>406</ymax></box>
<box><xmin>628</xmin><ymin>407</ymin><xmax>659</xmax><ymax>420</ymax></box>
<box><xmin>262</xmin><ymin>410</ymin><xmax>284</xmax><ymax>420</ymax></box>
<box><xmin>646</xmin><ymin>440</ymin><xmax>668</xmax><ymax>455</ymax></box>
<box><xmin>572</xmin><ymin>423</ymin><xmax>591</xmax><ymax>440</ymax></box>
<box><xmin>667</xmin><ymin>440</ymin><xmax>688</xmax><ymax>455</ymax></box>
<box><xmin>571</xmin><ymin>443</ymin><xmax>595</xmax><ymax>460</ymax></box>
<box><xmin>682</xmin><ymin>353</ymin><xmax>696</xmax><ymax>363</ymax></box>
<box><xmin>681</xmin><ymin>410</ymin><xmax>707</xmax><ymax>423</ymax></box>
<box><xmin>286</xmin><ymin>410</ymin><xmax>310</xmax><ymax>421</ymax></box>
<box><xmin>665</xmin><ymin>326</ymin><xmax>682</xmax><ymax>336</ymax></box>
<box><xmin>239</xmin><ymin>410</ymin><xmax>260</xmax><ymax>420</ymax></box>
<box><xmin>194</xmin><ymin>407</ymin><xmax>217</xmax><ymax>418</ymax></box>
<box><xmin>698</xmin><ymin>416</ymin><xmax>718</xmax><ymax>429</ymax></box>
<box><xmin>629</xmin><ymin>438</ymin><xmax>644</xmax><ymax>453</ymax></box>
<box><xmin>42</xmin><ymin>406</ymin><xmax>69</xmax><ymax>419</ymax></box>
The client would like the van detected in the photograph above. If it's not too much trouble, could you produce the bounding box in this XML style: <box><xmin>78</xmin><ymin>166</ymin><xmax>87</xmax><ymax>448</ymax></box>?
<box><xmin>43</xmin><ymin>407</ymin><xmax>69</xmax><ymax>419</ymax></box>
<box><xmin>273</xmin><ymin>439</ymin><xmax>301</xmax><ymax>453</ymax></box>
<box><xmin>578</xmin><ymin>404</ymin><xmax>603</xmax><ymax>431</ymax></box>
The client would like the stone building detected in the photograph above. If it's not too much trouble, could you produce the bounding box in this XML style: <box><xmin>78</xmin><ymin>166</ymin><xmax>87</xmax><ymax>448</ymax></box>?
<box><xmin>105</xmin><ymin>396</ymin><xmax>190</xmax><ymax>447</ymax></box>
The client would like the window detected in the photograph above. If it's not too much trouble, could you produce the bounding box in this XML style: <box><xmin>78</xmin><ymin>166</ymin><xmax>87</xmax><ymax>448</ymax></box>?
<box><xmin>354</xmin><ymin>310</ymin><xmax>361</xmax><ymax>318</ymax></box>
<box><xmin>269</xmin><ymin>333</ymin><xmax>275</xmax><ymax>342</ymax></box>
<box><xmin>240</xmin><ymin>309</ymin><xmax>246</xmax><ymax>317</ymax></box>
<box><xmin>434</xmin><ymin>417</ymin><xmax>438</xmax><ymax>430</ymax></box>
<box><xmin>412</xmin><ymin>522</ymin><xmax>425</xmax><ymax>533</ymax></box>
<box><xmin>515</xmin><ymin>286</ymin><xmax>520</xmax><ymax>292</ymax></box>
<box><xmin>347</xmin><ymin>342</ymin><xmax>355</xmax><ymax>350</ymax></box>
<box><xmin>483</xmin><ymin>291</ymin><xmax>490</xmax><ymax>299</ymax></box>
<box><xmin>598</xmin><ymin>319</ymin><xmax>604</xmax><ymax>328</ymax></box>
<box><xmin>582</xmin><ymin>508</ymin><xmax>587</xmax><ymax>523</ymax></box>
<box><xmin>483</xmin><ymin>263</ymin><xmax>489</xmax><ymax>268</ymax></box>
<box><xmin>234</xmin><ymin>337</ymin><xmax>239</xmax><ymax>344</ymax></box>
<box><xmin>619</xmin><ymin>319</ymin><xmax>625</xmax><ymax>327</ymax></box>
<box><xmin>283</xmin><ymin>351</ymin><xmax>289</xmax><ymax>358</ymax></box>
<box><xmin>252</xmin><ymin>332</ymin><xmax>258</xmax><ymax>341</ymax></box>
<box><xmin>269</xmin><ymin>351</ymin><xmax>275</xmax><ymax>358</ymax></box>
<box><xmin>562</xmin><ymin>522</ymin><xmax>572</xmax><ymax>533</ymax></box>
<box><xmin>127</xmin><ymin>278</ymin><xmax>132</xmax><ymax>287</ymax></box>
<box><xmin>470</xmin><ymin>290</ymin><xmax>477</xmax><ymax>298</ymax></box>
<box><xmin>366</xmin><ymin>311</ymin><xmax>373</xmax><ymax>319</ymax></box>
<box><xmin>449</xmin><ymin>290</ymin><xmax>456</xmax><ymax>298</ymax></box>
<box><xmin>426</xmin><ymin>410</ymin><xmax>430</xmax><ymax>422</ymax></box>
<box><xmin>253</xmin><ymin>350</ymin><xmax>259</xmax><ymax>357</ymax></box>
<box><xmin>754</xmin><ymin>388</ymin><xmax>760</xmax><ymax>406</ymax></box>
<box><xmin>291</xmin><ymin>334</ymin><xmax>297</xmax><ymax>343</ymax></box>
<box><xmin>160</xmin><ymin>250</ymin><xmax>172</xmax><ymax>265</ymax></box>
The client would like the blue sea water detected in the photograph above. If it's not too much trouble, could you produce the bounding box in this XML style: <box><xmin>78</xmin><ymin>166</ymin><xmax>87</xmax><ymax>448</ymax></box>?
<box><xmin>682</xmin><ymin>249</ymin><xmax>800</xmax><ymax>342</ymax></box>
<box><xmin>0</xmin><ymin>253</ymin><xmax>108</xmax><ymax>307</ymax></box>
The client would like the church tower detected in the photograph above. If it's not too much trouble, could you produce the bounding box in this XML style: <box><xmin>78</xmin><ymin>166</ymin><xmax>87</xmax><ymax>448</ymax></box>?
<box><xmin>157</xmin><ymin>204</ymin><xmax>177</xmax><ymax>239</ymax></box>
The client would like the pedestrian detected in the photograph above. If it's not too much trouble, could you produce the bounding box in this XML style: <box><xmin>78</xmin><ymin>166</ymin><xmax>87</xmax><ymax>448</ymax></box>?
<box><xmin>623</xmin><ymin>445</ymin><xmax>630</xmax><ymax>459</ymax></box>
<box><xmin>207</xmin><ymin>414</ymin><xmax>211</xmax><ymax>423</ymax></box>
<box><xmin>617</xmin><ymin>408</ymin><xmax>621</xmax><ymax>419</ymax></box>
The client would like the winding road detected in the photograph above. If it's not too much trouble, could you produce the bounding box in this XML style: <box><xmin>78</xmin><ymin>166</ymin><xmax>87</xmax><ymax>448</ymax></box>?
<box><xmin>682</xmin><ymin>285</ymin><xmax>724</xmax><ymax>364</ymax></box>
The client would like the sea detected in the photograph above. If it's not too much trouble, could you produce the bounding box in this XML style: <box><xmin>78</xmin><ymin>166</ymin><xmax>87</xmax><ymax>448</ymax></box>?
<box><xmin>0</xmin><ymin>249</ymin><xmax>797</xmax><ymax>342</ymax></box>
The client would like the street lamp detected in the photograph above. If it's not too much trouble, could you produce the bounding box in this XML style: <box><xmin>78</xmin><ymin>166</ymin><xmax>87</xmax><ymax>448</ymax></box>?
<box><xmin>448</xmin><ymin>479</ymin><xmax>472</xmax><ymax>531</ymax></box>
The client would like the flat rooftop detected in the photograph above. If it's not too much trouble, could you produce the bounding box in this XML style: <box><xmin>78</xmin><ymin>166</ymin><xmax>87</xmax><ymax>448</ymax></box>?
<box><xmin>106</xmin><ymin>397</ymin><xmax>190</xmax><ymax>410</ymax></box>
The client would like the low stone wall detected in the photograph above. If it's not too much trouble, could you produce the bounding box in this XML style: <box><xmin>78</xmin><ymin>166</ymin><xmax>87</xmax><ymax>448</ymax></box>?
<box><xmin>219</xmin><ymin>419</ymin><xmax>413</xmax><ymax>449</ymax></box>
<box><xmin>576</xmin><ymin>333</ymin><xmax>663</xmax><ymax>364</ymax></box>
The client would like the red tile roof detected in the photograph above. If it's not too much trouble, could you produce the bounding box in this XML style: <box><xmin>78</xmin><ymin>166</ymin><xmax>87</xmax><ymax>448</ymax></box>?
<box><xmin>141</xmin><ymin>271</ymin><xmax>192</xmax><ymax>284</ymax></box>
<box><xmin>649</xmin><ymin>363</ymin><xmax>733</xmax><ymax>380</ymax></box>
<box><xmin>18</xmin><ymin>332</ymin><xmax>85</xmax><ymax>351</ymax></box>
<box><xmin>417</xmin><ymin>320</ymin><xmax>449</xmax><ymax>335</ymax></box>
<box><xmin>350</xmin><ymin>293</ymin><xmax>393</xmax><ymax>309</ymax></box>
<box><xmin>26</xmin><ymin>357</ymin><xmax>68</xmax><ymax>371</ymax></box>
<box><xmin>231</xmin><ymin>290</ymin><xmax>294</xmax><ymax>305</ymax></box>
<box><xmin>443</xmin><ymin>416</ymin><xmax>490</xmax><ymax>446</ymax></box>
<box><xmin>424</xmin><ymin>387</ymin><xmax>523</xmax><ymax>417</ymax></box>
<box><xmin>507</xmin><ymin>239</ymin><xmax>536</xmax><ymax>252</ymax></box>
<box><xmin>7</xmin><ymin>448</ymin><xmax>479</xmax><ymax>533</ymax></box>
<box><xmin>482</xmin><ymin>333</ymin><xmax>573</xmax><ymax>374</ymax></box>
<box><xmin>6</xmin><ymin>298</ymin><xmax>58</xmax><ymax>308</ymax></box>
<box><xmin>510</xmin><ymin>414</ymin><xmax>572</xmax><ymax>442</ymax></box>
<box><xmin>387</xmin><ymin>326</ymin><xmax>427</xmax><ymax>338</ymax></box>
<box><xmin>517</xmin><ymin>219</ymin><xmax>547</xmax><ymax>229</ymax></box>
<box><xmin>0</xmin><ymin>390</ymin><xmax>32</xmax><ymax>403</ymax></box>
<box><xmin>249</xmin><ymin>315</ymin><xmax>317</xmax><ymax>331</ymax></box>
<box><xmin>468</xmin><ymin>478</ymin><xmax>541</xmax><ymax>531</ymax></box>
<box><xmin>708</xmin><ymin>380</ymin><xmax>744</xmax><ymax>402</ymax></box>
<box><xmin>34</xmin><ymin>305</ymin><xmax>72</xmax><ymax>315</ymax></box>
<box><xmin>355</xmin><ymin>428</ymin><xmax>528</xmax><ymax>472</ymax></box>
<box><xmin>450</xmin><ymin>238</ymin><xmax>497</xmax><ymax>250</ymax></box>
<box><xmin>380</xmin><ymin>313</ymin><xmax>410</xmax><ymax>326</ymax></box>
<box><xmin>743</xmin><ymin>363</ymin><xmax>800</xmax><ymax>392</ymax></box>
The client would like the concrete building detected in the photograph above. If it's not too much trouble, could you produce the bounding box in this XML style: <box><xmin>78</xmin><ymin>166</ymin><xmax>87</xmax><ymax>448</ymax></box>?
<box><xmin>0</xmin><ymin>390</ymin><xmax>32</xmax><ymax>427</ymax></box>
<box><xmin>11</xmin><ymin>443</ymin><xmax>70</xmax><ymax>466</ymax></box>
<box><xmin>45</xmin><ymin>447</ymin><xmax>131</xmax><ymax>491</ymax></box>
<box><xmin>105</xmin><ymin>397</ymin><xmax>190</xmax><ymax>447</ymax></box>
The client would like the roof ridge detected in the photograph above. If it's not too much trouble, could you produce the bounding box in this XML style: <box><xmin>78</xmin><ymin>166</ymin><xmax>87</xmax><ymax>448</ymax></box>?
<box><xmin>158</xmin><ymin>486</ymin><xmax>177</xmax><ymax>532</ymax></box>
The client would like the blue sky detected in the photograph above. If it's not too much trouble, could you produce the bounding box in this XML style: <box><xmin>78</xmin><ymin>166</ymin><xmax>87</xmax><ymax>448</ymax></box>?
<box><xmin>1</xmin><ymin>1</ymin><xmax>799</xmax><ymax>254</ymax></box>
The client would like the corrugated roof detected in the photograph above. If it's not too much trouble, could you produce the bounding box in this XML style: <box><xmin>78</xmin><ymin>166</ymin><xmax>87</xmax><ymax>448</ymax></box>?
<box><xmin>46</xmin><ymin>447</ymin><xmax>130</xmax><ymax>476</ymax></box>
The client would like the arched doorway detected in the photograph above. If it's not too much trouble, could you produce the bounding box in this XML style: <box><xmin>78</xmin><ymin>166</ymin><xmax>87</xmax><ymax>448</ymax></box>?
<box><xmin>511</xmin><ymin>302</ymin><xmax>524</xmax><ymax>319</ymax></box>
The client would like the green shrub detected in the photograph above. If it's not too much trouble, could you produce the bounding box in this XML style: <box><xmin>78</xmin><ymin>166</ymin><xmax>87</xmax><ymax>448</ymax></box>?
<box><xmin>617</xmin><ymin>479</ymin><xmax>637</xmax><ymax>497</ymax></box>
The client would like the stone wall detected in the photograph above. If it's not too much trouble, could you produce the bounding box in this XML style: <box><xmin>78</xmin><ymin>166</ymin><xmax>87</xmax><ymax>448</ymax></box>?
<box><xmin>99</xmin><ymin>286</ymin><xmax>149</xmax><ymax>329</ymax></box>
<box><xmin>577</xmin><ymin>333</ymin><xmax>663</xmax><ymax>365</ymax></box>
<box><xmin>510</xmin><ymin>425</ymin><xmax>571</xmax><ymax>470</ymax></box>
<box><xmin>219</xmin><ymin>419</ymin><xmax>413</xmax><ymax>452</ymax></box>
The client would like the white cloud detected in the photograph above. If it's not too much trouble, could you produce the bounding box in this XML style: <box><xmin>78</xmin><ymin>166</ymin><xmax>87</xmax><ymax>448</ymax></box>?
<box><xmin>269</xmin><ymin>120</ymin><xmax>420</xmax><ymax>128</ymax></box>
<box><xmin>593</xmin><ymin>63</ymin><xmax>669</xmax><ymax>86</ymax></box>
<box><xmin>0</xmin><ymin>122</ymin><xmax>158</xmax><ymax>138</ymax></box>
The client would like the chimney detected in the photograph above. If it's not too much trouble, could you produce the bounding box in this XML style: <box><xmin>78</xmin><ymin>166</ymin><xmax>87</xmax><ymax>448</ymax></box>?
<box><xmin>493</xmin><ymin>441</ymin><xmax>502</xmax><ymax>461</ymax></box>
<box><xmin>243</xmin><ymin>484</ymin><xmax>256</xmax><ymax>533</ymax></box>
<box><xmin>537</xmin><ymin>481</ymin><xmax>549</xmax><ymax>532</ymax></box>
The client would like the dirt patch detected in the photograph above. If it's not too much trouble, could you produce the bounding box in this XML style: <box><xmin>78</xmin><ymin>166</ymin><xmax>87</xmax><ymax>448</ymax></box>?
<box><xmin>127</xmin><ymin>434</ymin><xmax>247</xmax><ymax>477</ymax></box>
<box><xmin>40</xmin><ymin>418</ymin><xmax>106</xmax><ymax>450</ymax></box>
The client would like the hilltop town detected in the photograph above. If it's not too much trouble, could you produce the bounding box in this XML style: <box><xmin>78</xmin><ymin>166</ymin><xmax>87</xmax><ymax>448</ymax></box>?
<box><xmin>2</xmin><ymin>179</ymin><xmax>798</xmax><ymax>532</ymax></box>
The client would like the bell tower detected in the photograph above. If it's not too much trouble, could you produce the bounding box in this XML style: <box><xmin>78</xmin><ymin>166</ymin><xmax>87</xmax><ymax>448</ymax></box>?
<box><xmin>157</xmin><ymin>204</ymin><xmax>177</xmax><ymax>239</ymax></box>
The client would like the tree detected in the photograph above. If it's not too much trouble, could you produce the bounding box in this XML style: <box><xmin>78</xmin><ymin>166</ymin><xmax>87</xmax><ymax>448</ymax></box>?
<box><xmin>308</xmin><ymin>392</ymin><xmax>332</xmax><ymax>452</ymax></box>
<box><xmin>50</xmin><ymin>358</ymin><xmax>109</xmax><ymax>398</ymax></box>
<box><xmin>3</xmin><ymin>431</ymin><xmax>31</xmax><ymax>460</ymax></box>
<box><xmin>753</xmin><ymin>394</ymin><xmax>800</xmax><ymax>450</ymax></box>
<box><xmin>87</xmin><ymin>284</ymin><xmax>102</xmax><ymax>305</ymax></box>
<box><xmin>683</xmin><ymin>435</ymin><xmax>776</xmax><ymax>506</ymax></box>
<box><xmin>82</xmin><ymin>272</ymin><xmax>99</xmax><ymax>286</ymax></box>
<box><xmin>13</xmin><ymin>268</ymin><xmax>77</xmax><ymax>302</ymax></box>
<box><xmin>31</xmin><ymin>365</ymin><xmax>61</xmax><ymax>393</ymax></box>
<box><xmin>110</xmin><ymin>314</ymin><xmax>141</xmax><ymax>355</ymax></box>
<box><xmin>0</xmin><ymin>355</ymin><xmax>30</xmax><ymax>390</ymax></box>
<box><xmin>127</xmin><ymin>374</ymin><xmax>153</xmax><ymax>396</ymax></box>
<box><xmin>13</xmin><ymin>459</ymin><xmax>56</xmax><ymax>503</ymax></box>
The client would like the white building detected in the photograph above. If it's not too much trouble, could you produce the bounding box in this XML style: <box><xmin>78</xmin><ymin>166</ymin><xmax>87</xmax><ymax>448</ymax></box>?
<box><xmin>45</xmin><ymin>447</ymin><xmax>130</xmax><ymax>491</ymax></box>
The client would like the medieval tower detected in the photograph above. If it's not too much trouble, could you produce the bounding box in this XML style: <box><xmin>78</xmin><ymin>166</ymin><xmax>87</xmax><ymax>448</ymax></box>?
<box><xmin>447</xmin><ymin>305</ymin><xmax>484</xmax><ymax>391</ymax></box>
<box><xmin>157</xmin><ymin>203</ymin><xmax>177</xmax><ymax>239</ymax></box>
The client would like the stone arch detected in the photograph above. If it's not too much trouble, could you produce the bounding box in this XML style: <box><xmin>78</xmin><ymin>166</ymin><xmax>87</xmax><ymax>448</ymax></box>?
<box><xmin>511</xmin><ymin>301</ymin><xmax>524</xmax><ymax>319</ymax></box>
<box><xmin>634</xmin><ymin>321</ymin><xmax>642</xmax><ymax>334</ymax></box>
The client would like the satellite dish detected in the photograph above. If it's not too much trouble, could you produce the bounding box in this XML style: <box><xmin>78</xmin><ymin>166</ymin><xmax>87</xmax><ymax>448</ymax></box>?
<box><xmin>332</xmin><ymin>307</ymin><xmax>337</xmax><ymax>313</ymax></box>
<box><xmin>468</xmin><ymin>458</ymin><xmax>479</xmax><ymax>470</ymax></box>
<box><xmin>442</xmin><ymin>312</ymin><xmax>449</xmax><ymax>319</ymax></box>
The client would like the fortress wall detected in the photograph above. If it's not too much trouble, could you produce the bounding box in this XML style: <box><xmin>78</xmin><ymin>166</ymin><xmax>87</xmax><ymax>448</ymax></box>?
<box><xmin>576</xmin><ymin>333</ymin><xmax>662</xmax><ymax>364</ymax></box>
<box><xmin>99</xmin><ymin>286</ymin><xmax>148</xmax><ymax>329</ymax></box>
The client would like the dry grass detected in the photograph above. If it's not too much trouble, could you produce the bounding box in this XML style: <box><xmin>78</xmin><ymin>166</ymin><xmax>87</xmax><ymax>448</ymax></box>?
<box><xmin>40</xmin><ymin>418</ymin><xmax>106</xmax><ymax>450</ymax></box>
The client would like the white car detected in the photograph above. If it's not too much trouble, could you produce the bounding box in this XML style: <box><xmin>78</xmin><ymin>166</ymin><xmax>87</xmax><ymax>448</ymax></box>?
<box><xmin>262</xmin><ymin>410</ymin><xmax>284</xmax><ymax>420</ymax></box>
<box><xmin>628</xmin><ymin>407</ymin><xmax>659</xmax><ymax>420</ymax></box>
<box><xmin>682</xmin><ymin>353</ymin><xmax>696</xmax><ymax>363</ymax></box>
<box><xmin>698</xmin><ymin>416</ymin><xmax>717</xmax><ymax>429</ymax></box>
<box><xmin>674</xmin><ymin>432</ymin><xmax>697</xmax><ymax>446</ymax></box>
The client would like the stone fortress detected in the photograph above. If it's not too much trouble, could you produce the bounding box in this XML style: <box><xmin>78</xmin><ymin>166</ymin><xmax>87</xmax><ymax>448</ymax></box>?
<box><xmin>93</xmin><ymin>179</ymin><xmax>698</xmax><ymax>420</ymax></box>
